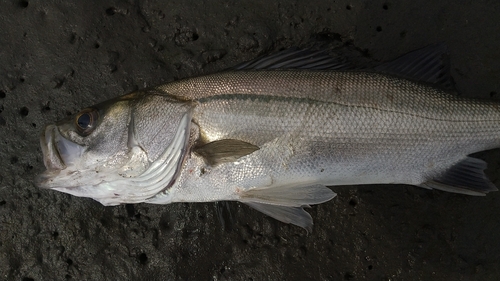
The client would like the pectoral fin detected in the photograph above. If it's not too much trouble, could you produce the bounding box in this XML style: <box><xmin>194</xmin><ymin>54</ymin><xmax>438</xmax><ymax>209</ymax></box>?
<box><xmin>421</xmin><ymin>157</ymin><xmax>498</xmax><ymax>196</ymax></box>
<box><xmin>194</xmin><ymin>139</ymin><xmax>259</xmax><ymax>165</ymax></box>
<box><xmin>239</xmin><ymin>183</ymin><xmax>336</xmax><ymax>232</ymax></box>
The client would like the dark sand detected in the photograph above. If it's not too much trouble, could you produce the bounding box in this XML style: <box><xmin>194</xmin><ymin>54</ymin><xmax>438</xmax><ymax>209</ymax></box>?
<box><xmin>1</xmin><ymin>0</ymin><xmax>500</xmax><ymax>280</ymax></box>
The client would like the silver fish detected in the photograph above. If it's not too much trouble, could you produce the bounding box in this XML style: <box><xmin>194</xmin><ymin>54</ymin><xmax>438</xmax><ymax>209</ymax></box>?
<box><xmin>37</xmin><ymin>45</ymin><xmax>500</xmax><ymax>231</ymax></box>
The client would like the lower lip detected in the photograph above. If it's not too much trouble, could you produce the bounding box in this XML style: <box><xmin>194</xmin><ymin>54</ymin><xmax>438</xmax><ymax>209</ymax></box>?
<box><xmin>40</xmin><ymin>125</ymin><xmax>66</xmax><ymax>170</ymax></box>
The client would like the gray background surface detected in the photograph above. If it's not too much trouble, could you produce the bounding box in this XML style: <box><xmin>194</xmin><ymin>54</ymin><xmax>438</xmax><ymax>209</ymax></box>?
<box><xmin>1</xmin><ymin>0</ymin><xmax>500</xmax><ymax>280</ymax></box>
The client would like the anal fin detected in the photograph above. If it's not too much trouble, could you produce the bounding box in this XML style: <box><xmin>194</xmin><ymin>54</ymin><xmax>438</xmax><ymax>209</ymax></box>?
<box><xmin>422</xmin><ymin>157</ymin><xmax>498</xmax><ymax>196</ymax></box>
<box><xmin>239</xmin><ymin>183</ymin><xmax>336</xmax><ymax>231</ymax></box>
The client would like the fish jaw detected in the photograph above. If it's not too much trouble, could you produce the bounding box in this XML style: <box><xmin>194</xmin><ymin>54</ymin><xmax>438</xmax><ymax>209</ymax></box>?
<box><xmin>36</xmin><ymin>145</ymin><xmax>151</xmax><ymax>204</ymax></box>
<box><xmin>39</xmin><ymin>125</ymin><xmax>67</xmax><ymax>171</ymax></box>
<box><xmin>36</xmin><ymin>119</ymin><xmax>136</xmax><ymax>198</ymax></box>
<box><xmin>37</xmin><ymin>124</ymin><xmax>88</xmax><ymax>190</ymax></box>
<box><xmin>36</xmin><ymin>123</ymin><xmax>123</xmax><ymax>195</ymax></box>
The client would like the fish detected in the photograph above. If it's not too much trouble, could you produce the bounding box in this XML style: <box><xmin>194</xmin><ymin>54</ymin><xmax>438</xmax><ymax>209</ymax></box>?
<box><xmin>37</xmin><ymin>44</ymin><xmax>500</xmax><ymax>231</ymax></box>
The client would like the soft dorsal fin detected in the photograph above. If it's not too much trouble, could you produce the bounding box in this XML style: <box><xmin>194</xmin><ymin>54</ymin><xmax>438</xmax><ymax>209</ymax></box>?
<box><xmin>231</xmin><ymin>47</ymin><xmax>352</xmax><ymax>71</ymax></box>
<box><xmin>194</xmin><ymin>139</ymin><xmax>259</xmax><ymax>165</ymax></box>
<box><xmin>374</xmin><ymin>43</ymin><xmax>455</xmax><ymax>90</ymax></box>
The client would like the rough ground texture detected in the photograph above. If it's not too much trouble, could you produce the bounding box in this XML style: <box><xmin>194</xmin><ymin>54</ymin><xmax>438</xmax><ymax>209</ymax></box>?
<box><xmin>1</xmin><ymin>0</ymin><xmax>500</xmax><ymax>280</ymax></box>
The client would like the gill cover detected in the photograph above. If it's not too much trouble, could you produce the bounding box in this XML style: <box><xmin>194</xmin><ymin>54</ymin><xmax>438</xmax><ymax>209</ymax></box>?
<box><xmin>94</xmin><ymin>109</ymin><xmax>193</xmax><ymax>205</ymax></box>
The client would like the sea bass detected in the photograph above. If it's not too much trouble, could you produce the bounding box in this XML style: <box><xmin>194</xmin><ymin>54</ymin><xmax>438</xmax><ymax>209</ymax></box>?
<box><xmin>37</xmin><ymin>45</ymin><xmax>500</xmax><ymax>231</ymax></box>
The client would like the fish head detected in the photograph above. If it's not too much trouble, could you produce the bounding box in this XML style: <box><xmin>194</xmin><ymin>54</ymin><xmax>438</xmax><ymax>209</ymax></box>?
<box><xmin>37</xmin><ymin>92</ymin><xmax>194</xmax><ymax>206</ymax></box>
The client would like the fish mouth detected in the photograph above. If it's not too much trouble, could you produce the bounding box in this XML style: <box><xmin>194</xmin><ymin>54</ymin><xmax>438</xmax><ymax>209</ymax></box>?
<box><xmin>37</xmin><ymin>125</ymin><xmax>85</xmax><ymax>188</ymax></box>
<box><xmin>40</xmin><ymin>125</ymin><xmax>66</xmax><ymax>171</ymax></box>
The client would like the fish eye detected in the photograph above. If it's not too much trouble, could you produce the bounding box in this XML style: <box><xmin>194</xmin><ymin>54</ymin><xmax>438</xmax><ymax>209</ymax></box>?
<box><xmin>77</xmin><ymin>113</ymin><xmax>91</xmax><ymax>128</ymax></box>
<box><xmin>75</xmin><ymin>109</ymin><xmax>99</xmax><ymax>136</ymax></box>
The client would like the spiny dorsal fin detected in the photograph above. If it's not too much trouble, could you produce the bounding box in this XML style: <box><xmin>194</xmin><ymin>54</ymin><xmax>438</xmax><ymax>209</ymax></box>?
<box><xmin>374</xmin><ymin>43</ymin><xmax>455</xmax><ymax>90</ymax></box>
<box><xmin>194</xmin><ymin>139</ymin><xmax>259</xmax><ymax>165</ymax></box>
<box><xmin>422</xmin><ymin>157</ymin><xmax>498</xmax><ymax>196</ymax></box>
<box><xmin>231</xmin><ymin>47</ymin><xmax>352</xmax><ymax>71</ymax></box>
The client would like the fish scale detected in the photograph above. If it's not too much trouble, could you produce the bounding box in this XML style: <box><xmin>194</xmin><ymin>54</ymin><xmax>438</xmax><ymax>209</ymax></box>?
<box><xmin>37</xmin><ymin>46</ymin><xmax>500</xmax><ymax>230</ymax></box>
<box><xmin>155</xmin><ymin>70</ymin><xmax>500</xmax><ymax>203</ymax></box>
<box><xmin>160</xmin><ymin>70</ymin><xmax>500</xmax><ymax>121</ymax></box>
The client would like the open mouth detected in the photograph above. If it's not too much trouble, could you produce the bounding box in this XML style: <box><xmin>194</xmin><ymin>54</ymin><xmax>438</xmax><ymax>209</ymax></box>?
<box><xmin>37</xmin><ymin>125</ymin><xmax>86</xmax><ymax>189</ymax></box>
<box><xmin>40</xmin><ymin>125</ymin><xmax>66</xmax><ymax>171</ymax></box>
<box><xmin>40</xmin><ymin>125</ymin><xmax>85</xmax><ymax>171</ymax></box>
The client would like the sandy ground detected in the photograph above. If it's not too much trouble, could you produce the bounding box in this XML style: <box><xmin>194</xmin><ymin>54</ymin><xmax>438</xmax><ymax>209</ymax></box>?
<box><xmin>1</xmin><ymin>0</ymin><xmax>500</xmax><ymax>280</ymax></box>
